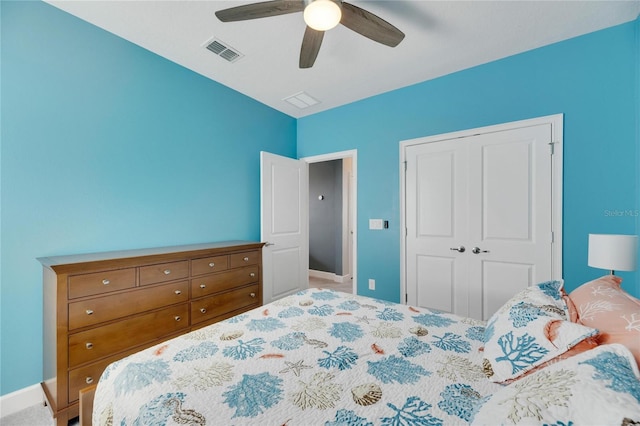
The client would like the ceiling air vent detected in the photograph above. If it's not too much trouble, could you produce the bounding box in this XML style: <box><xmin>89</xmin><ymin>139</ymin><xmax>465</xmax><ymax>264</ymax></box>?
<box><xmin>283</xmin><ymin>92</ymin><xmax>320</xmax><ymax>109</ymax></box>
<box><xmin>204</xmin><ymin>38</ymin><xmax>243</xmax><ymax>63</ymax></box>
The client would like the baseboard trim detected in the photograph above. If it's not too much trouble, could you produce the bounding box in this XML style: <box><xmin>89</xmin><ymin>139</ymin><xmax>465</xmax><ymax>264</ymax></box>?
<box><xmin>309</xmin><ymin>269</ymin><xmax>350</xmax><ymax>283</ymax></box>
<box><xmin>0</xmin><ymin>383</ymin><xmax>45</xmax><ymax>417</ymax></box>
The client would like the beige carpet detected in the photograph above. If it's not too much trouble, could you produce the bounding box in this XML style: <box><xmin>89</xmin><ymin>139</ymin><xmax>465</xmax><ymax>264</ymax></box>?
<box><xmin>309</xmin><ymin>276</ymin><xmax>353</xmax><ymax>293</ymax></box>
<box><xmin>0</xmin><ymin>403</ymin><xmax>78</xmax><ymax>426</ymax></box>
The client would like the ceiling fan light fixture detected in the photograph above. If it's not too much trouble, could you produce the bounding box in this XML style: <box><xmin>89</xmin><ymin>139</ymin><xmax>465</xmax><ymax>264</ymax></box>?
<box><xmin>303</xmin><ymin>0</ymin><xmax>342</xmax><ymax>31</ymax></box>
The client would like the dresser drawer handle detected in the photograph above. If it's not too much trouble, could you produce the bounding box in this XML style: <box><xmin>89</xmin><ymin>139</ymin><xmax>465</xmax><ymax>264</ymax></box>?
<box><xmin>200</xmin><ymin>284</ymin><xmax>206</xmax><ymax>289</ymax></box>
<box><xmin>174</xmin><ymin>290</ymin><xmax>182</xmax><ymax>295</ymax></box>
<box><xmin>200</xmin><ymin>308</ymin><xmax>207</xmax><ymax>314</ymax></box>
<box><xmin>163</xmin><ymin>269</ymin><xmax>171</xmax><ymax>275</ymax></box>
<box><xmin>85</xmin><ymin>309</ymin><xmax>94</xmax><ymax>315</ymax></box>
<box><xmin>85</xmin><ymin>342</ymin><xmax>93</xmax><ymax>350</ymax></box>
<box><xmin>208</xmin><ymin>262</ymin><xmax>215</xmax><ymax>268</ymax></box>
<box><xmin>85</xmin><ymin>377</ymin><xmax>94</xmax><ymax>385</ymax></box>
<box><xmin>243</xmin><ymin>257</ymin><xmax>249</xmax><ymax>262</ymax></box>
<box><xmin>250</xmin><ymin>272</ymin><xmax>256</xmax><ymax>278</ymax></box>
<box><xmin>174</xmin><ymin>316</ymin><xmax>181</xmax><ymax>322</ymax></box>
<box><xmin>102</xmin><ymin>279</ymin><xmax>110</xmax><ymax>285</ymax></box>
<box><xmin>250</xmin><ymin>292</ymin><xmax>256</xmax><ymax>298</ymax></box>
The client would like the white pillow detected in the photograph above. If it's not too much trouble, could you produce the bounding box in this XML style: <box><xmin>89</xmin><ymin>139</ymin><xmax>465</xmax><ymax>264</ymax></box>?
<box><xmin>483</xmin><ymin>280</ymin><xmax>598</xmax><ymax>383</ymax></box>
<box><xmin>472</xmin><ymin>343</ymin><xmax>640</xmax><ymax>425</ymax></box>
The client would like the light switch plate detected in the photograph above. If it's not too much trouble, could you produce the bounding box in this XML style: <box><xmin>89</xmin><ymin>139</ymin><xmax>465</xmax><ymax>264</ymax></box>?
<box><xmin>369</xmin><ymin>219</ymin><xmax>383</xmax><ymax>230</ymax></box>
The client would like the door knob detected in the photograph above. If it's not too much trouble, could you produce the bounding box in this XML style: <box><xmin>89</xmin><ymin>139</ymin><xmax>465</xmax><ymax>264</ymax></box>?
<box><xmin>450</xmin><ymin>246</ymin><xmax>465</xmax><ymax>253</ymax></box>
<box><xmin>472</xmin><ymin>247</ymin><xmax>489</xmax><ymax>254</ymax></box>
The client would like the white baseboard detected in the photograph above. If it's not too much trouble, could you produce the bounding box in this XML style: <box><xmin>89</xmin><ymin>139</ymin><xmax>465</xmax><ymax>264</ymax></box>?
<box><xmin>0</xmin><ymin>383</ymin><xmax>45</xmax><ymax>417</ymax></box>
<box><xmin>309</xmin><ymin>269</ymin><xmax>351</xmax><ymax>283</ymax></box>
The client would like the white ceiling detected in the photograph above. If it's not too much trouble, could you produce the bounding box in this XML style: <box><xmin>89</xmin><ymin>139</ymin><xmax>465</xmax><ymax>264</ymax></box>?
<box><xmin>46</xmin><ymin>1</ymin><xmax>640</xmax><ymax>118</ymax></box>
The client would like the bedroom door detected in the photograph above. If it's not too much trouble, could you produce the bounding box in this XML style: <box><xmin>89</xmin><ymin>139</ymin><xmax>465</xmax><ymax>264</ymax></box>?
<box><xmin>260</xmin><ymin>152</ymin><xmax>309</xmax><ymax>304</ymax></box>
<box><xmin>403</xmin><ymin>116</ymin><xmax>563</xmax><ymax>320</ymax></box>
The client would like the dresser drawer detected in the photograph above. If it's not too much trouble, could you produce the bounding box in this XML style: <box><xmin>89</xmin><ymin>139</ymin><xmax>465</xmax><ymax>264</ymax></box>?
<box><xmin>191</xmin><ymin>255</ymin><xmax>229</xmax><ymax>276</ymax></box>
<box><xmin>67</xmin><ymin>329</ymin><xmax>185</xmax><ymax>403</ymax></box>
<box><xmin>139</xmin><ymin>260</ymin><xmax>189</xmax><ymax>286</ymax></box>
<box><xmin>229</xmin><ymin>251</ymin><xmax>259</xmax><ymax>268</ymax></box>
<box><xmin>191</xmin><ymin>266</ymin><xmax>259</xmax><ymax>298</ymax></box>
<box><xmin>68</xmin><ymin>281</ymin><xmax>189</xmax><ymax>330</ymax></box>
<box><xmin>68</xmin><ymin>303</ymin><xmax>189</xmax><ymax>367</ymax></box>
<box><xmin>68</xmin><ymin>358</ymin><xmax>112</xmax><ymax>403</ymax></box>
<box><xmin>68</xmin><ymin>268</ymin><xmax>136</xmax><ymax>299</ymax></box>
<box><xmin>191</xmin><ymin>283</ymin><xmax>259</xmax><ymax>325</ymax></box>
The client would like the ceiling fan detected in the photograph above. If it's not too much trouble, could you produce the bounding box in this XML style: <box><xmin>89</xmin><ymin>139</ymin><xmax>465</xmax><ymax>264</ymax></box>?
<box><xmin>215</xmin><ymin>0</ymin><xmax>405</xmax><ymax>68</ymax></box>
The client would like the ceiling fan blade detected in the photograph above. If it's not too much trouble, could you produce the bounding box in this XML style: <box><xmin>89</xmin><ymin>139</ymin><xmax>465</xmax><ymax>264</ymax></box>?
<box><xmin>299</xmin><ymin>26</ymin><xmax>324</xmax><ymax>69</ymax></box>
<box><xmin>340</xmin><ymin>2</ymin><xmax>405</xmax><ymax>47</ymax></box>
<box><xmin>215</xmin><ymin>0</ymin><xmax>304</xmax><ymax>22</ymax></box>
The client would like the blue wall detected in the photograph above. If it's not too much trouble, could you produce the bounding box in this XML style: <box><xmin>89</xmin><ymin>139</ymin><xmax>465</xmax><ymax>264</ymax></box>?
<box><xmin>298</xmin><ymin>17</ymin><xmax>640</xmax><ymax>303</ymax></box>
<box><xmin>0</xmin><ymin>1</ymin><xmax>296</xmax><ymax>395</ymax></box>
<box><xmin>1</xmin><ymin>0</ymin><xmax>638</xmax><ymax>398</ymax></box>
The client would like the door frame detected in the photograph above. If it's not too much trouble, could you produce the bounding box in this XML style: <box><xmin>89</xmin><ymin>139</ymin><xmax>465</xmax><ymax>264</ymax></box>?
<box><xmin>399</xmin><ymin>114</ymin><xmax>564</xmax><ymax>304</ymax></box>
<box><xmin>302</xmin><ymin>150</ymin><xmax>358</xmax><ymax>294</ymax></box>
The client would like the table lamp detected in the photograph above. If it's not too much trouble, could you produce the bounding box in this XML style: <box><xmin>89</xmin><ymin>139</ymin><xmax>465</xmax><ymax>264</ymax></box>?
<box><xmin>588</xmin><ymin>233</ymin><xmax>638</xmax><ymax>275</ymax></box>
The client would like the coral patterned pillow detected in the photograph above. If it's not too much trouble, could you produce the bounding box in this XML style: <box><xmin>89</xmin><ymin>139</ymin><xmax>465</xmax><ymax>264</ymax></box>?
<box><xmin>472</xmin><ymin>343</ymin><xmax>640</xmax><ymax>425</ymax></box>
<box><xmin>483</xmin><ymin>280</ymin><xmax>598</xmax><ymax>383</ymax></box>
<box><xmin>569</xmin><ymin>275</ymin><xmax>640</xmax><ymax>368</ymax></box>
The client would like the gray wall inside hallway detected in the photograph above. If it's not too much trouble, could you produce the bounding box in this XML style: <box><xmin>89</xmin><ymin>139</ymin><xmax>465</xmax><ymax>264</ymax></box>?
<box><xmin>309</xmin><ymin>160</ymin><xmax>343</xmax><ymax>274</ymax></box>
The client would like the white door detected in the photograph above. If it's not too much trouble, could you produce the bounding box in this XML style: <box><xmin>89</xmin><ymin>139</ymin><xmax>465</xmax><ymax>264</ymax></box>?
<box><xmin>405</xmin><ymin>137</ymin><xmax>471</xmax><ymax>316</ymax></box>
<box><xmin>261</xmin><ymin>152</ymin><xmax>309</xmax><ymax>304</ymax></box>
<box><xmin>404</xmin><ymin>120</ymin><xmax>560</xmax><ymax>320</ymax></box>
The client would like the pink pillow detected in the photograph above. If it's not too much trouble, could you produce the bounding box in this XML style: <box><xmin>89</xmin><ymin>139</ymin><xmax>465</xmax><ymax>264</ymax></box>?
<box><xmin>568</xmin><ymin>275</ymin><xmax>640</xmax><ymax>367</ymax></box>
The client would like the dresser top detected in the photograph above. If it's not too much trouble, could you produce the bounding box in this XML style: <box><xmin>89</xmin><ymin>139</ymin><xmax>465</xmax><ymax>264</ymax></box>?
<box><xmin>38</xmin><ymin>241</ymin><xmax>264</xmax><ymax>273</ymax></box>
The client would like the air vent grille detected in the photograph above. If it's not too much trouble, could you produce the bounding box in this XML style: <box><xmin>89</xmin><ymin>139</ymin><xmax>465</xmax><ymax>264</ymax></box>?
<box><xmin>283</xmin><ymin>91</ymin><xmax>320</xmax><ymax>109</ymax></box>
<box><xmin>205</xmin><ymin>38</ymin><xmax>243</xmax><ymax>63</ymax></box>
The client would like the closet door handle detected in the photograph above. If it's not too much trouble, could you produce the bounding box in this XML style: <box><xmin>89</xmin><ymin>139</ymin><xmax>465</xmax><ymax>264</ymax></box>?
<box><xmin>472</xmin><ymin>247</ymin><xmax>490</xmax><ymax>254</ymax></box>
<box><xmin>450</xmin><ymin>246</ymin><xmax>465</xmax><ymax>253</ymax></box>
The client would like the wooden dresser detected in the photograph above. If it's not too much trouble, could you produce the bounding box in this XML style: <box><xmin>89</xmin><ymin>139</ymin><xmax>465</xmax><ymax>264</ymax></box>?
<box><xmin>39</xmin><ymin>241</ymin><xmax>263</xmax><ymax>425</ymax></box>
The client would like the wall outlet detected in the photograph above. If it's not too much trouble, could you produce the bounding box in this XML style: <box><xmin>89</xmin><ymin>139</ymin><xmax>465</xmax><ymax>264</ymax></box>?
<box><xmin>368</xmin><ymin>278</ymin><xmax>375</xmax><ymax>290</ymax></box>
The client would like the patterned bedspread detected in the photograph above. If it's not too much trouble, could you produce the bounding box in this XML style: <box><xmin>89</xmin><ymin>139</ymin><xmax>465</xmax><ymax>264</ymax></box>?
<box><xmin>92</xmin><ymin>289</ymin><xmax>503</xmax><ymax>425</ymax></box>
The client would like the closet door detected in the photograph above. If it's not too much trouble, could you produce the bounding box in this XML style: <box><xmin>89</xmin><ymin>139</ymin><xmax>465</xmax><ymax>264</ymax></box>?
<box><xmin>405</xmin><ymin>123</ymin><xmax>554</xmax><ymax>320</ymax></box>
<box><xmin>405</xmin><ymin>138</ymin><xmax>470</xmax><ymax>316</ymax></box>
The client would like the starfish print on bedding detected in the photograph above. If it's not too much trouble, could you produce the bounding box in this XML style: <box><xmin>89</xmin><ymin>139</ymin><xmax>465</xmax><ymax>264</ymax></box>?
<box><xmin>355</xmin><ymin>315</ymin><xmax>374</xmax><ymax>324</ymax></box>
<box><xmin>280</xmin><ymin>359</ymin><xmax>313</xmax><ymax>377</ymax></box>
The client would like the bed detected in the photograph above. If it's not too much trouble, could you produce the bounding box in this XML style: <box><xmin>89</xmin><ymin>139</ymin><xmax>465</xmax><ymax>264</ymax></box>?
<box><xmin>90</xmin><ymin>276</ymin><xmax>640</xmax><ymax>425</ymax></box>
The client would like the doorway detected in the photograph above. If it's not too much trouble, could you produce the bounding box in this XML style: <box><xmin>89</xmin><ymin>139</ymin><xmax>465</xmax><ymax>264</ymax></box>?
<box><xmin>304</xmin><ymin>150</ymin><xmax>357</xmax><ymax>294</ymax></box>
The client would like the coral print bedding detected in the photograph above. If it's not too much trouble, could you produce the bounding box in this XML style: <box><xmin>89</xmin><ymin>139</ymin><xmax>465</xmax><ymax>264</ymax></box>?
<box><xmin>473</xmin><ymin>343</ymin><xmax>640</xmax><ymax>425</ymax></box>
<box><xmin>92</xmin><ymin>283</ymin><xmax>640</xmax><ymax>425</ymax></box>
<box><xmin>92</xmin><ymin>289</ymin><xmax>502</xmax><ymax>425</ymax></box>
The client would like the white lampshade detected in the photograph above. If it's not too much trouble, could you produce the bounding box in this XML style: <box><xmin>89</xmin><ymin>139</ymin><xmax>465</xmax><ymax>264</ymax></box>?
<box><xmin>588</xmin><ymin>234</ymin><xmax>638</xmax><ymax>274</ymax></box>
<box><xmin>304</xmin><ymin>0</ymin><xmax>342</xmax><ymax>31</ymax></box>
